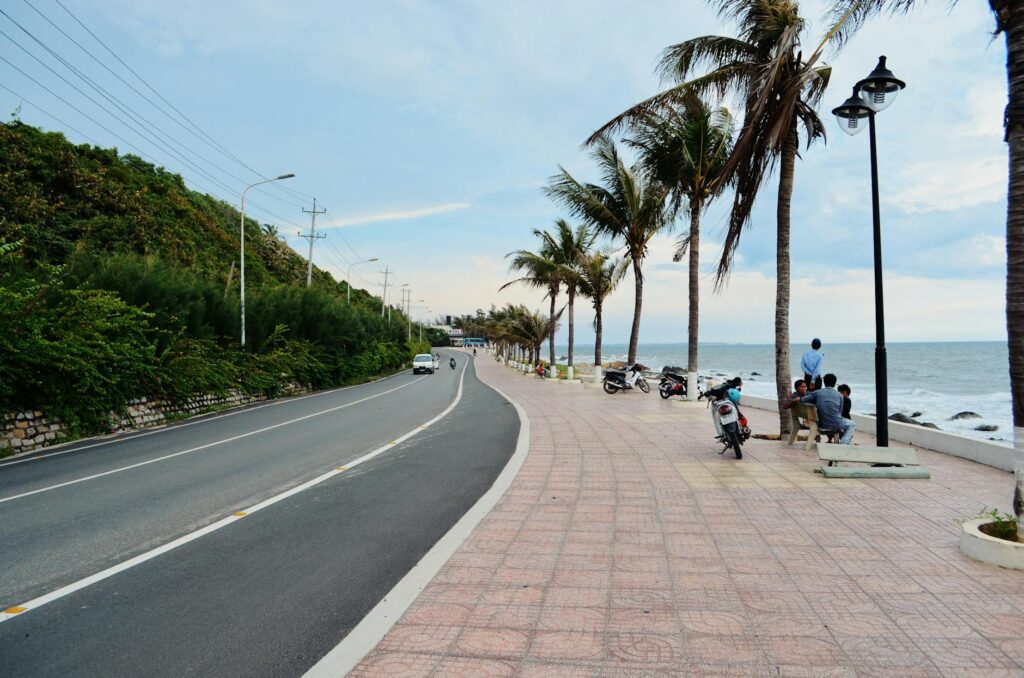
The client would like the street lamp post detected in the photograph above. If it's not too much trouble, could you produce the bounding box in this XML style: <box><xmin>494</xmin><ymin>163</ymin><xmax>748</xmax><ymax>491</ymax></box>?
<box><xmin>240</xmin><ymin>173</ymin><xmax>294</xmax><ymax>347</ymax></box>
<box><xmin>346</xmin><ymin>257</ymin><xmax>378</xmax><ymax>304</ymax></box>
<box><xmin>832</xmin><ymin>56</ymin><xmax>906</xmax><ymax>447</ymax></box>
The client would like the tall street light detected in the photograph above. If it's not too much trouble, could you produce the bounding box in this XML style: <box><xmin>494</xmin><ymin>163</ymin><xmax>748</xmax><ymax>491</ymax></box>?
<box><xmin>832</xmin><ymin>56</ymin><xmax>906</xmax><ymax>447</ymax></box>
<box><xmin>346</xmin><ymin>257</ymin><xmax>378</xmax><ymax>304</ymax></box>
<box><xmin>240</xmin><ymin>173</ymin><xmax>294</xmax><ymax>347</ymax></box>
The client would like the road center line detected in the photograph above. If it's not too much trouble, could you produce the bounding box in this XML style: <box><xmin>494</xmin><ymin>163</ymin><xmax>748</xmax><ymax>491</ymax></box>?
<box><xmin>0</xmin><ymin>360</ymin><xmax>467</xmax><ymax>622</ymax></box>
<box><xmin>0</xmin><ymin>375</ymin><xmax>427</xmax><ymax>505</ymax></box>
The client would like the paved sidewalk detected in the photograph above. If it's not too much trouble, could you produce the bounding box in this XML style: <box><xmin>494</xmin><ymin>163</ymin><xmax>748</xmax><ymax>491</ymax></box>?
<box><xmin>351</xmin><ymin>354</ymin><xmax>1024</xmax><ymax>676</ymax></box>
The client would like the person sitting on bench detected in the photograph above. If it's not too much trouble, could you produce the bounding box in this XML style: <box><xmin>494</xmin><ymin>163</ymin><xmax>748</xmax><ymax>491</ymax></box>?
<box><xmin>799</xmin><ymin>373</ymin><xmax>854</xmax><ymax>444</ymax></box>
<box><xmin>782</xmin><ymin>379</ymin><xmax>807</xmax><ymax>410</ymax></box>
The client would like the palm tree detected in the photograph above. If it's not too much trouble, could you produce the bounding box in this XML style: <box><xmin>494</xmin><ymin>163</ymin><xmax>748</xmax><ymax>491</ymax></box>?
<box><xmin>539</xmin><ymin>220</ymin><xmax>597</xmax><ymax>381</ymax></box>
<box><xmin>625</xmin><ymin>94</ymin><xmax>735</xmax><ymax>399</ymax></box>
<box><xmin>588</xmin><ymin>0</ymin><xmax>835</xmax><ymax>434</ymax></box>
<box><xmin>827</xmin><ymin>0</ymin><xmax>1024</xmax><ymax>542</ymax></box>
<box><xmin>545</xmin><ymin>137</ymin><xmax>673</xmax><ymax>365</ymax></box>
<box><xmin>500</xmin><ymin>235</ymin><xmax>561</xmax><ymax>377</ymax></box>
<box><xmin>576</xmin><ymin>251</ymin><xmax>629</xmax><ymax>383</ymax></box>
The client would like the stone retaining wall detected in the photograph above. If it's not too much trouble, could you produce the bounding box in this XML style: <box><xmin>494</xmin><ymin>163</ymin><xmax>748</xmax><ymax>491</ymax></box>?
<box><xmin>0</xmin><ymin>383</ymin><xmax>306</xmax><ymax>457</ymax></box>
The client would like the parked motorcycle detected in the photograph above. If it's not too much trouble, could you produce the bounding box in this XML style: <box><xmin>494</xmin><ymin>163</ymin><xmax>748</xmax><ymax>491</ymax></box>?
<box><xmin>603</xmin><ymin>364</ymin><xmax>650</xmax><ymax>394</ymax></box>
<box><xmin>658</xmin><ymin>368</ymin><xmax>687</xmax><ymax>399</ymax></box>
<box><xmin>708</xmin><ymin>390</ymin><xmax>751</xmax><ymax>459</ymax></box>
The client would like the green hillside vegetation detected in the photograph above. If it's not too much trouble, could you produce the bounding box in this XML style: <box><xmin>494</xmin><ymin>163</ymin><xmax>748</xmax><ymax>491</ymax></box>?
<box><xmin>0</xmin><ymin>121</ymin><xmax>428</xmax><ymax>442</ymax></box>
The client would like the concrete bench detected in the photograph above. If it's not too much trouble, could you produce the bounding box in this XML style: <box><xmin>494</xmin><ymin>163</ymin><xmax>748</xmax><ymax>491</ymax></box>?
<box><xmin>816</xmin><ymin>443</ymin><xmax>931</xmax><ymax>479</ymax></box>
<box><xmin>787</xmin><ymin>403</ymin><xmax>840</xmax><ymax>450</ymax></box>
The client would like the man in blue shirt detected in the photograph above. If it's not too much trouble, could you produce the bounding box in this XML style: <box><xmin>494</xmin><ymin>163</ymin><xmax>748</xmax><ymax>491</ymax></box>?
<box><xmin>800</xmin><ymin>373</ymin><xmax>854</xmax><ymax>444</ymax></box>
<box><xmin>800</xmin><ymin>338</ymin><xmax>825</xmax><ymax>390</ymax></box>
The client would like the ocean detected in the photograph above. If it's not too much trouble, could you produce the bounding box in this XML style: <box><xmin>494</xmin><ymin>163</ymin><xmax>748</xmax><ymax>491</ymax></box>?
<box><xmin>552</xmin><ymin>341</ymin><xmax>1013</xmax><ymax>446</ymax></box>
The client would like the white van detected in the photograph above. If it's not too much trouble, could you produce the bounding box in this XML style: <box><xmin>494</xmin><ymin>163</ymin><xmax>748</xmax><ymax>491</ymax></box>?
<box><xmin>412</xmin><ymin>354</ymin><xmax>434</xmax><ymax>374</ymax></box>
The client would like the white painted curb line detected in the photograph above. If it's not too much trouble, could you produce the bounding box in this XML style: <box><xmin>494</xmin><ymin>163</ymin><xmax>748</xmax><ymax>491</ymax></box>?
<box><xmin>303</xmin><ymin>358</ymin><xmax>531</xmax><ymax>678</ymax></box>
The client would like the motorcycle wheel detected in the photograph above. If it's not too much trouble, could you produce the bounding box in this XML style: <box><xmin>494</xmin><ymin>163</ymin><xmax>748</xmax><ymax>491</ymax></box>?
<box><xmin>728</xmin><ymin>430</ymin><xmax>743</xmax><ymax>459</ymax></box>
<box><xmin>659</xmin><ymin>385</ymin><xmax>671</xmax><ymax>399</ymax></box>
<box><xmin>637</xmin><ymin>379</ymin><xmax>650</xmax><ymax>394</ymax></box>
<box><xmin>602</xmin><ymin>381</ymin><xmax>618</xmax><ymax>394</ymax></box>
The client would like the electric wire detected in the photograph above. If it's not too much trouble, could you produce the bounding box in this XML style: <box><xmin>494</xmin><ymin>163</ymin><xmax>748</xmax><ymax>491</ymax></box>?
<box><xmin>0</xmin><ymin>13</ymin><xmax>304</xmax><ymax>211</ymax></box>
<box><xmin>50</xmin><ymin>0</ymin><xmax>315</xmax><ymax>206</ymax></box>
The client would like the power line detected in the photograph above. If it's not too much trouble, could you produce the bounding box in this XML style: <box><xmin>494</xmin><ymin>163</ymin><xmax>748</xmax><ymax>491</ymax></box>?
<box><xmin>50</xmin><ymin>0</ymin><xmax>315</xmax><ymax>206</ymax></box>
<box><xmin>0</xmin><ymin>12</ymin><xmax>304</xmax><ymax>211</ymax></box>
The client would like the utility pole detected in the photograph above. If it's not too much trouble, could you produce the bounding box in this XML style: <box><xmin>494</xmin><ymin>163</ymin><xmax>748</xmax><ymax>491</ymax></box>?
<box><xmin>299</xmin><ymin>198</ymin><xmax>326</xmax><ymax>287</ymax></box>
<box><xmin>379</xmin><ymin>266</ymin><xmax>392</xmax><ymax>318</ymax></box>
<box><xmin>403</xmin><ymin>288</ymin><xmax>412</xmax><ymax>341</ymax></box>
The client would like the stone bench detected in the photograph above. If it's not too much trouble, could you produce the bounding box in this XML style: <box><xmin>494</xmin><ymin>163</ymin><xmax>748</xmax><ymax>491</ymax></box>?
<box><xmin>787</xmin><ymin>403</ymin><xmax>841</xmax><ymax>450</ymax></box>
<box><xmin>816</xmin><ymin>442</ymin><xmax>931</xmax><ymax>479</ymax></box>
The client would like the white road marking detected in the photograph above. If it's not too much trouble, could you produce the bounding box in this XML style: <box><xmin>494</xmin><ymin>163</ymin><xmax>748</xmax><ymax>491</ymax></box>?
<box><xmin>0</xmin><ymin>371</ymin><xmax>406</xmax><ymax>469</ymax></box>
<box><xmin>0</xmin><ymin>376</ymin><xmax>426</xmax><ymax>505</ymax></box>
<box><xmin>0</xmin><ymin>360</ymin><xmax>468</xmax><ymax>622</ymax></box>
<box><xmin>304</xmin><ymin>352</ymin><xmax>531</xmax><ymax>678</ymax></box>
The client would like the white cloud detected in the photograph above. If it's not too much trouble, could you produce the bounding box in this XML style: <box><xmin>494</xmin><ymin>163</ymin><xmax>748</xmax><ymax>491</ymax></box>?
<box><xmin>321</xmin><ymin>202</ymin><xmax>470</xmax><ymax>229</ymax></box>
<box><xmin>890</xmin><ymin>157</ymin><xmax>1005</xmax><ymax>213</ymax></box>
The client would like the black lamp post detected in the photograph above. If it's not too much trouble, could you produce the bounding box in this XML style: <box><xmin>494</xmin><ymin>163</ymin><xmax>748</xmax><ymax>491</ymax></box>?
<box><xmin>831</xmin><ymin>56</ymin><xmax>906</xmax><ymax>447</ymax></box>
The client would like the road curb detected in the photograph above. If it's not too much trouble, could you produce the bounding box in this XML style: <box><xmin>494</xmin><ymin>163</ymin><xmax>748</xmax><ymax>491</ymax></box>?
<box><xmin>303</xmin><ymin>354</ymin><xmax>531</xmax><ymax>678</ymax></box>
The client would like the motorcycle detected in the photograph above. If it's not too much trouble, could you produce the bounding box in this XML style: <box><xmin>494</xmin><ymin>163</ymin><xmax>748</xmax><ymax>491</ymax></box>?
<box><xmin>658</xmin><ymin>368</ymin><xmax>687</xmax><ymax>399</ymax></box>
<box><xmin>449</xmin><ymin>358</ymin><xmax>457</xmax><ymax>370</ymax></box>
<box><xmin>603</xmin><ymin>364</ymin><xmax>650</xmax><ymax>394</ymax></box>
<box><xmin>708</xmin><ymin>395</ymin><xmax>751</xmax><ymax>459</ymax></box>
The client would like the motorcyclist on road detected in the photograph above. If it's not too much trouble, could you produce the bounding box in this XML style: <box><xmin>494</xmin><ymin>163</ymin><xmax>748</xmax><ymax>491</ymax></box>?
<box><xmin>449</xmin><ymin>357</ymin><xmax>456</xmax><ymax>369</ymax></box>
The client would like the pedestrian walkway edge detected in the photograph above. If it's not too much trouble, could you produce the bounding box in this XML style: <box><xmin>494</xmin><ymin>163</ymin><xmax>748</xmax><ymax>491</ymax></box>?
<box><xmin>303</xmin><ymin>357</ymin><xmax>531</xmax><ymax>678</ymax></box>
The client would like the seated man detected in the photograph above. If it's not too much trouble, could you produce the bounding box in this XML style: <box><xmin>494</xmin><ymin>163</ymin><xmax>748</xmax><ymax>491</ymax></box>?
<box><xmin>781</xmin><ymin>379</ymin><xmax>807</xmax><ymax>410</ymax></box>
<box><xmin>799</xmin><ymin>373</ymin><xmax>854</xmax><ymax>444</ymax></box>
<box><xmin>837</xmin><ymin>383</ymin><xmax>856</xmax><ymax>445</ymax></box>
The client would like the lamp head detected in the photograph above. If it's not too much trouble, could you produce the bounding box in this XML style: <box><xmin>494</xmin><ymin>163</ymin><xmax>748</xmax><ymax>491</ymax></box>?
<box><xmin>368</xmin><ymin>257</ymin><xmax>379</xmax><ymax>262</ymax></box>
<box><xmin>275</xmin><ymin>173</ymin><xmax>295</xmax><ymax>180</ymax></box>
<box><xmin>856</xmin><ymin>56</ymin><xmax>905</xmax><ymax>113</ymax></box>
<box><xmin>832</xmin><ymin>87</ymin><xmax>873</xmax><ymax>136</ymax></box>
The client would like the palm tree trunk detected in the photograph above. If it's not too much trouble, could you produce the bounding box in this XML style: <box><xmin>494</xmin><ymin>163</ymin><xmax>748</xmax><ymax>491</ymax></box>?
<box><xmin>628</xmin><ymin>256</ymin><xmax>643</xmax><ymax>365</ymax></box>
<box><xmin>567</xmin><ymin>287</ymin><xmax>576</xmax><ymax>381</ymax></box>
<box><xmin>687</xmin><ymin>200</ymin><xmax>701</xmax><ymax>400</ymax></box>
<box><xmin>594</xmin><ymin>300</ymin><xmax>603</xmax><ymax>384</ymax></box>
<box><xmin>775</xmin><ymin>127</ymin><xmax>797</xmax><ymax>436</ymax></box>
<box><xmin>549</xmin><ymin>288</ymin><xmax>557</xmax><ymax>378</ymax></box>
<box><xmin>999</xmin><ymin>0</ymin><xmax>1024</xmax><ymax>539</ymax></box>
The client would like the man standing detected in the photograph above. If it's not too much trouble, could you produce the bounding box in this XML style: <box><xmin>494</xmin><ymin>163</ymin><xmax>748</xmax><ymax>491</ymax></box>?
<box><xmin>800</xmin><ymin>338</ymin><xmax>825</xmax><ymax>390</ymax></box>
<box><xmin>800</xmin><ymin>373</ymin><xmax>854</xmax><ymax>444</ymax></box>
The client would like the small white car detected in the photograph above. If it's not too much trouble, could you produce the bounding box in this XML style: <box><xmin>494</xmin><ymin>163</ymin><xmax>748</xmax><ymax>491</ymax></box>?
<box><xmin>412</xmin><ymin>354</ymin><xmax>434</xmax><ymax>374</ymax></box>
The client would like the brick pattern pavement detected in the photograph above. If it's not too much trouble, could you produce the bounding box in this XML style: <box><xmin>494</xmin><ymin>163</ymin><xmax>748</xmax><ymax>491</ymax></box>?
<box><xmin>351</xmin><ymin>355</ymin><xmax>1024</xmax><ymax>676</ymax></box>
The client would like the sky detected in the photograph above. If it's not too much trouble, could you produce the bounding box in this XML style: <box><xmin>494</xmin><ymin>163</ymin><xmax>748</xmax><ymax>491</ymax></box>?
<box><xmin>0</xmin><ymin>0</ymin><xmax>1009</xmax><ymax>345</ymax></box>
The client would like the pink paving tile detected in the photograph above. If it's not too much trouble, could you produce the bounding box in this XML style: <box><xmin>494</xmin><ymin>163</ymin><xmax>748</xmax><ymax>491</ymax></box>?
<box><xmin>347</xmin><ymin>651</ymin><xmax>437</xmax><ymax>677</ymax></box>
<box><xmin>911</xmin><ymin>637</ymin><xmax>1021</xmax><ymax>669</ymax></box>
<box><xmin>528</xmin><ymin>631</ymin><xmax>605</xmax><ymax>662</ymax></box>
<box><xmin>682</xmin><ymin>632</ymin><xmax>764</xmax><ymax>664</ymax></box>
<box><xmin>401</xmin><ymin>602</ymin><xmax>473</xmax><ymax>626</ymax></box>
<box><xmin>835</xmin><ymin>634</ymin><xmax>933</xmax><ymax>668</ymax></box>
<box><xmin>516</xmin><ymin>662</ymin><xmax>599</xmax><ymax>677</ymax></box>
<box><xmin>536</xmin><ymin>605</ymin><xmax>608</xmax><ymax>633</ymax></box>
<box><xmin>762</xmin><ymin>636</ymin><xmax>849</xmax><ymax>666</ymax></box>
<box><xmin>376</xmin><ymin>624</ymin><xmax>461</xmax><ymax>654</ymax></box>
<box><xmin>542</xmin><ymin>587</ymin><xmax>607</xmax><ymax>607</ymax></box>
<box><xmin>479</xmin><ymin>585</ymin><xmax>545</xmax><ymax>606</ymax></box>
<box><xmin>604</xmin><ymin>631</ymin><xmax>685</xmax><ymax>667</ymax></box>
<box><xmin>464</xmin><ymin>603</ymin><xmax>540</xmax><ymax>630</ymax></box>
<box><xmin>429</xmin><ymin>655</ymin><xmax>517</xmax><ymax>677</ymax></box>
<box><xmin>453</xmin><ymin>627</ymin><xmax>530</xmax><ymax>659</ymax></box>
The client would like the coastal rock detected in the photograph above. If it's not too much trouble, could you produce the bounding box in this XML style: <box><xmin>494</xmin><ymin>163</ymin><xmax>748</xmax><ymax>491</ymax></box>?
<box><xmin>751</xmin><ymin>371</ymin><xmax>761</xmax><ymax>376</ymax></box>
<box><xmin>974</xmin><ymin>424</ymin><xmax>998</xmax><ymax>432</ymax></box>
<box><xmin>889</xmin><ymin>413</ymin><xmax>920</xmax><ymax>425</ymax></box>
<box><xmin>606</xmin><ymin>361</ymin><xmax>627</xmax><ymax>370</ymax></box>
<box><xmin>920</xmin><ymin>422</ymin><xmax>941</xmax><ymax>430</ymax></box>
<box><xmin>911</xmin><ymin>411</ymin><xmax>923</xmax><ymax>418</ymax></box>
<box><xmin>950</xmin><ymin>411</ymin><xmax>982</xmax><ymax>420</ymax></box>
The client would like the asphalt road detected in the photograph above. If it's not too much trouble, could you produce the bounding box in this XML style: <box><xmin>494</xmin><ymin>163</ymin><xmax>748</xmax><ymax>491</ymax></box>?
<box><xmin>0</xmin><ymin>350</ymin><xmax>519</xmax><ymax>677</ymax></box>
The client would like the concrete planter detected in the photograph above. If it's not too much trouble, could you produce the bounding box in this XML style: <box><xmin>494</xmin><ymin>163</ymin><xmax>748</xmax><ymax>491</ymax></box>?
<box><xmin>960</xmin><ymin>518</ymin><xmax>1024</xmax><ymax>570</ymax></box>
